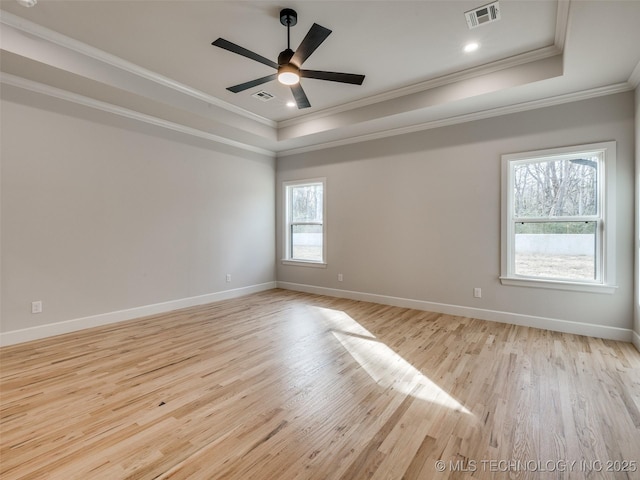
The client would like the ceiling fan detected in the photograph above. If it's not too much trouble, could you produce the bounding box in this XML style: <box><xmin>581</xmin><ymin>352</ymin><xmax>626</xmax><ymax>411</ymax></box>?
<box><xmin>212</xmin><ymin>8</ymin><xmax>365</xmax><ymax>109</ymax></box>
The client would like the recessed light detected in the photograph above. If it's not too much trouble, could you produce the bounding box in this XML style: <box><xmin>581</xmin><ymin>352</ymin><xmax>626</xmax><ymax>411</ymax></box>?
<box><xmin>464</xmin><ymin>42</ymin><xmax>479</xmax><ymax>53</ymax></box>
<box><xmin>16</xmin><ymin>0</ymin><xmax>37</xmax><ymax>7</ymax></box>
<box><xmin>286</xmin><ymin>101</ymin><xmax>296</xmax><ymax>108</ymax></box>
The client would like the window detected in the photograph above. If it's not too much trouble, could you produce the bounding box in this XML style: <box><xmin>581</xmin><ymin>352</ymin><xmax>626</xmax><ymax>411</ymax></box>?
<box><xmin>283</xmin><ymin>178</ymin><xmax>326</xmax><ymax>266</ymax></box>
<box><xmin>501</xmin><ymin>142</ymin><xmax>616</xmax><ymax>293</ymax></box>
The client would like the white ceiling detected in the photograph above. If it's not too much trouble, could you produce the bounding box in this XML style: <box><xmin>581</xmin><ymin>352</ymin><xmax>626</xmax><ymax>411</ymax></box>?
<box><xmin>1</xmin><ymin>0</ymin><xmax>639</xmax><ymax>156</ymax></box>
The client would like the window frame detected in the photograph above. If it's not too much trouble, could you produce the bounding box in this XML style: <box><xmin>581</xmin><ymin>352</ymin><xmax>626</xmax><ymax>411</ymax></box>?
<box><xmin>500</xmin><ymin>141</ymin><xmax>617</xmax><ymax>293</ymax></box>
<box><xmin>282</xmin><ymin>178</ymin><xmax>327</xmax><ymax>268</ymax></box>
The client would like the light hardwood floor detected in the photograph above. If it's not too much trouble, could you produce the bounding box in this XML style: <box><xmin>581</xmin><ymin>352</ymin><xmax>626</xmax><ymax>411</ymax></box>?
<box><xmin>1</xmin><ymin>289</ymin><xmax>639</xmax><ymax>479</ymax></box>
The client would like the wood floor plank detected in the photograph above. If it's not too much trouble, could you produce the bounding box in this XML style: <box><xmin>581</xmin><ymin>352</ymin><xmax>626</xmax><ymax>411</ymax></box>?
<box><xmin>1</xmin><ymin>289</ymin><xmax>639</xmax><ymax>479</ymax></box>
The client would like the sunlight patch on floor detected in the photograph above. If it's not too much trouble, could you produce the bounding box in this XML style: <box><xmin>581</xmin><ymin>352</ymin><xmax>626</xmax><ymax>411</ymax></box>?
<box><xmin>313</xmin><ymin>307</ymin><xmax>471</xmax><ymax>414</ymax></box>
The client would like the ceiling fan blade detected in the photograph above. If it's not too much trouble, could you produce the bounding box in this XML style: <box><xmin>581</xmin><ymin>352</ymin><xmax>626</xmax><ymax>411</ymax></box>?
<box><xmin>212</xmin><ymin>38</ymin><xmax>278</xmax><ymax>70</ymax></box>
<box><xmin>290</xmin><ymin>23</ymin><xmax>332</xmax><ymax>67</ymax></box>
<box><xmin>290</xmin><ymin>83</ymin><xmax>311</xmax><ymax>109</ymax></box>
<box><xmin>301</xmin><ymin>70</ymin><xmax>365</xmax><ymax>85</ymax></box>
<box><xmin>227</xmin><ymin>74</ymin><xmax>277</xmax><ymax>93</ymax></box>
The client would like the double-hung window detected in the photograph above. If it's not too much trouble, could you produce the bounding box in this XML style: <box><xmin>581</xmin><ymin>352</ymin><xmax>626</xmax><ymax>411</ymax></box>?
<box><xmin>283</xmin><ymin>178</ymin><xmax>326</xmax><ymax>266</ymax></box>
<box><xmin>501</xmin><ymin>142</ymin><xmax>616</xmax><ymax>293</ymax></box>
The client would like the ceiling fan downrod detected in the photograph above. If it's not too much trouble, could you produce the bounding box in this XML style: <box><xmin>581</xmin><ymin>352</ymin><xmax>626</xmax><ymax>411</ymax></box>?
<box><xmin>278</xmin><ymin>8</ymin><xmax>297</xmax><ymax>65</ymax></box>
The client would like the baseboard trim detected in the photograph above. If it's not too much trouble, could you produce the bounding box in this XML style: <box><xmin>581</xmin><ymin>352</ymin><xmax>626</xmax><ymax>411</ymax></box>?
<box><xmin>0</xmin><ymin>282</ymin><xmax>277</xmax><ymax>347</ymax></box>
<box><xmin>277</xmin><ymin>282</ymin><xmax>634</xmax><ymax>343</ymax></box>
<box><xmin>633</xmin><ymin>330</ymin><xmax>640</xmax><ymax>352</ymax></box>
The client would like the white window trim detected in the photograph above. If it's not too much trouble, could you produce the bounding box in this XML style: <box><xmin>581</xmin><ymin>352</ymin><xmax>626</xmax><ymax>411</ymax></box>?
<box><xmin>282</xmin><ymin>178</ymin><xmax>327</xmax><ymax>268</ymax></box>
<box><xmin>500</xmin><ymin>141</ymin><xmax>617</xmax><ymax>294</ymax></box>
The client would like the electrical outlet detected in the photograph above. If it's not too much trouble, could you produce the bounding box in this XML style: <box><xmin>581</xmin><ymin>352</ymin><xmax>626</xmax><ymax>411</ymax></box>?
<box><xmin>473</xmin><ymin>288</ymin><xmax>482</xmax><ymax>298</ymax></box>
<box><xmin>226</xmin><ymin>274</ymin><xmax>231</xmax><ymax>283</ymax></box>
<box><xmin>338</xmin><ymin>273</ymin><xmax>343</xmax><ymax>282</ymax></box>
<box><xmin>31</xmin><ymin>301</ymin><xmax>43</xmax><ymax>314</ymax></box>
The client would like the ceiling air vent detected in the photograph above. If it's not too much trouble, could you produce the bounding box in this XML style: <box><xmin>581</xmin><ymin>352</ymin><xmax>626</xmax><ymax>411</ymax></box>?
<box><xmin>465</xmin><ymin>1</ymin><xmax>500</xmax><ymax>29</ymax></box>
<box><xmin>251</xmin><ymin>90</ymin><xmax>275</xmax><ymax>102</ymax></box>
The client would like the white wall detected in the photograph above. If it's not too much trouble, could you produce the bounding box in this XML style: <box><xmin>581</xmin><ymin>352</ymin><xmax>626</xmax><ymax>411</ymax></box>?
<box><xmin>1</xmin><ymin>86</ymin><xmax>635</xmax><ymax>345</ymax></box>
<box><xmin>277</xmin><ymin>92</ymin><xmax>635</xmax><ymax>339</ymax></box>
<box><xmin>0</xmin><ymin>85</ymin><xmax>276</xmax><ymax>340</ymax></box>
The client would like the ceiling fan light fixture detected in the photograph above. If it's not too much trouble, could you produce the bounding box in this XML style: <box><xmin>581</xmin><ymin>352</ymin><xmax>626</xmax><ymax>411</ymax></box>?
<box><xmin>278</xmin><ymin>63</ymin><xmax>300</xmax><ymax>85</ymax></box>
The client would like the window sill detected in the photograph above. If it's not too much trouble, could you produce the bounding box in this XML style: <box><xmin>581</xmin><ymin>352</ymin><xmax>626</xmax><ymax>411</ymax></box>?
<box><xmin>281</xmin><ymin>259</ymin><xmax>327</xmax><ymax>268</ymax></box>
<box><xmin>499</xmin><ymin>276</ymin><xmax>617</xmax><ymax>294</ymax></box>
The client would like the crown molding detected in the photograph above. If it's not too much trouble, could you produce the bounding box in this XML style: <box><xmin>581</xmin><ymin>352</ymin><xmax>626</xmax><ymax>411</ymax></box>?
<box><xmin>278</xmin><ymin>45</ymin><xmax>562</xmax><ymax>129</ymax></box>
<box><xmin>3</xmin><ymin>1</ymin><xmax>629</xmax><ymax>159</ymax></box>
<box><xmin>554</xmin><ymin>0</ymin><xmax>571</xmax><ymax>51</ymax></box>
<box><xmin>278</xmin><ymin>1</ymin><xmax>571</xmax><ymax>130</ymax></box>
<box><xmin>0</xmin><ymin>4</ymin><xmax>573</xmax><ymax>136</ymax></box>
<box><xmin>8</xmin><ymin>73</ymin><xmax>627</xmax><ymax>160</ymax></box>
<box><xmin>277</xmin><ymin>82</ymin><xmax>632</xmax><ymax>157</ymax></box>
<box><xmin>629</xmin><ymin>60</ymin><xmax>640</xmax><ymax>88</ymax></box>
<box><xmin>1</xmin><ymin>8</ymin><xmax>563</xmax><ymax>134</ymax></box>
<box><xmin>0</xmin><ymin>10</ymin><xmax>277</xmax><ymax>129</ymax></box>
<box><xmin>0</xmin><ymin>73</ymin><xmax>276</xmax><ymax>157</ymax></box>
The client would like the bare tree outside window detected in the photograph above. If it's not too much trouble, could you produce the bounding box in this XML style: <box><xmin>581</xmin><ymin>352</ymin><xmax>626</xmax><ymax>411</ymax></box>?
<box><xmin>513</xmin><ymin>157</ymin><xmax>597</xmax><ymax>220</ymax></box>
<box><xmin>512</xmin><ymin>155</ymin><xmax>600</xmax><ymax>281</ymax></box>
<box><xmin>286</xmin><ymin>181</ymin><xmax>325</xmax><ymax>263</ymax></box>
<box><xmin>502</xmin><ymin>142</ymin><xmax>615</xmax><ymax>292</ymax></box>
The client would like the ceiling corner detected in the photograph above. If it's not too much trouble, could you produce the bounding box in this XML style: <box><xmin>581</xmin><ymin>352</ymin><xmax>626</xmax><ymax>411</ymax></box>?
<box><xmin>554</xmin><ymin>0</ymin><xmax>571</xmax><ymax>51</ymax></box>
<box><xmin>629</xmin><ymin>60</ymin><xmax>640</xmax><ymax>88</ymax></box>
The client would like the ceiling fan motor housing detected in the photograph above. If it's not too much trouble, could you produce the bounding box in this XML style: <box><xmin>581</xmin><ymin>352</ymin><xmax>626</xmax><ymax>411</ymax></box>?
<box><xmin>278</xmin><ymin>48</ymin><xmax>295</xmax><ymax>66</ymax></box>
<box><xmin>280</xmin><ymin>8</ymin><xmax>297</xmax><ymax>27</ymax></box>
